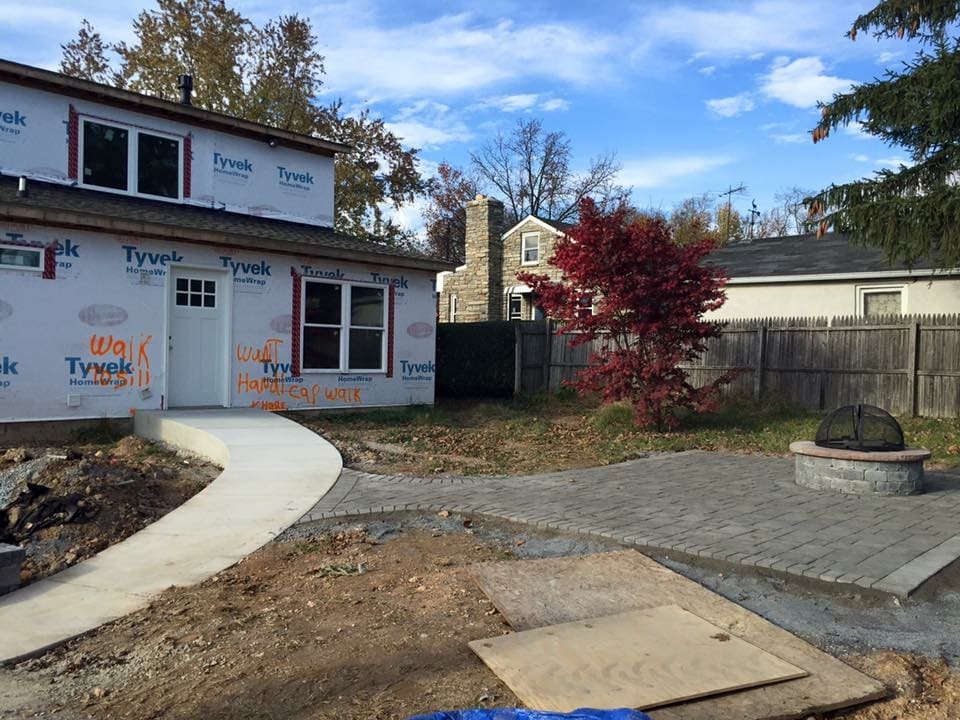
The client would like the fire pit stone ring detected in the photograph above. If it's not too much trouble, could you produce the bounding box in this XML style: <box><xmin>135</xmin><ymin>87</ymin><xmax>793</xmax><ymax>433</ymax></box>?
<box><xmin>790</xmin><ymin>441</ymin><xmax>930</xmax><ymax>496</ymax></box>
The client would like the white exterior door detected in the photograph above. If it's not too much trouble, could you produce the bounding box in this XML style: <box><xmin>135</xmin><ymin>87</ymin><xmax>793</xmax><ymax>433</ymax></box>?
<box><xmin>168</xmin><ymin>268</ymin><xmax>228</xmax><ymax>407</ymax></box>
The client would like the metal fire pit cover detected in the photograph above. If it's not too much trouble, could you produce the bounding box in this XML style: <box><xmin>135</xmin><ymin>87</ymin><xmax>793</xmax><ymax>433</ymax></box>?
<box><xmin>815</xmin><ymin>404</ymin><xmax>905</xmax><ymax>452</ymax></box>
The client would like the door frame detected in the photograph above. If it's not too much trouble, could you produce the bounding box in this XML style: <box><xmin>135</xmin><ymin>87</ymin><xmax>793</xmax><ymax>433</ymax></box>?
<box><xmin>162</xmin><ymin>263</ymin><xmax>234</xmax><ymax>409</ymax></box>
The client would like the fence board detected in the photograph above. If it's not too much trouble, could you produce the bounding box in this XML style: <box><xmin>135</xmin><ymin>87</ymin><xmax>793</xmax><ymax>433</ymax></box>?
<box><xmin>511</xmin><ymin>314</ymin><xmax>960</xmax><ymax>418</ymax></box>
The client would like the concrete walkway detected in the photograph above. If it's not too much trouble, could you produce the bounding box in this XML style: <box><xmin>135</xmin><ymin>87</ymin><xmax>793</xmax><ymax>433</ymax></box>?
<box><xmin>297</xmin><ymin>451</ymin><xmax>960</xmax><ymax>597</ymax></box>
<box><xmin>0</xmin><ymin>409</ymin><xmax>341</xmax><ymax>663</ymax></box>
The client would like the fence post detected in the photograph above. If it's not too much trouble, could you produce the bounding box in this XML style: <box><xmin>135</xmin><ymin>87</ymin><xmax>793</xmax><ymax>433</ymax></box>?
<box><xmin>907</xmin><ymin>320</ymin><xmax>920</xmax><ymax>416</ymax></box>
<box><xmin>542</xmin><ymin>317</ymin><xmax>553</xmax><ymax>393</ymax></box>
<box><xmin>513</xmin><ymin>322</ymin><xmax>522</xmax><ymax>396</ymax></box>
<box><xmin>753</xmin><ymin>323</ymin><xmax>767</xmax><ymax>400</ymax></box>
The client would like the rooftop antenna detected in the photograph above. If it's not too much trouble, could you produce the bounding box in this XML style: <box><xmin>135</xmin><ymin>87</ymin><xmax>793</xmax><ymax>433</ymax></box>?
<box><xmin>748</xmin><ymin>199</ymin><xmax>760</xmax><ymax>240</ymax></box>
<box><xmin>716</xmin><ymin>184</ymin><xmax>746</xmax><ymax>245</ymax></box>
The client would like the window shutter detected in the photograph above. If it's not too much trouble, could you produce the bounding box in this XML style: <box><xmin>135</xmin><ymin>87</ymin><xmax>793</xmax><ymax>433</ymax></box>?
<box><xmin>67</xmin><ymin>105</ymin><xmax>79</xmax><ymax>181</ymax></box>
<box><xmin>386</xmin><ymin>284</ymin><xmax>396</xmax><ymax>378</ymax></box>
<box><xmin>290</xmin><ymin>267</ymin><xmax>302</xmax><ymax>377</ymax></box>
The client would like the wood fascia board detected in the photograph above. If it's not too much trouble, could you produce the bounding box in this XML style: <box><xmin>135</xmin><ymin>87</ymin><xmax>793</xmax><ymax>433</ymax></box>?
<box><xmin>0</xmin><ymin>202</ymin><xmax>454</xmax><ymax>272</ymax></box>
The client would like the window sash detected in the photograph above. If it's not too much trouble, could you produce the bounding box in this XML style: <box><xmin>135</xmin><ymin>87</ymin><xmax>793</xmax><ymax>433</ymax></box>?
<box><xmin>509</xmin><ymin>294</ymin><xmax>523</xmax><ymax>320</ymax></box>
<box><xmin>301</xmin><ymin>279</ymin><xmax>388</xmax><ymax>372</ymax></box>
<box><xmin>857</xmin><ymin>285</ymin><xmax>905</xmax><ymax>317</ymax></box>
<box><xmin>521</xmin><ymin>232</ymin><xmax>540</xmax><ymax>264</ymax></box>
<box><xmin>78</xmin><ymin>117</ymin><xmax>184</xmax><ymax>201</ymax></box>
<box><xmin>0</xmin><ymin>244</ymin><xmax>43</xmax><ymax>272</ymax></box>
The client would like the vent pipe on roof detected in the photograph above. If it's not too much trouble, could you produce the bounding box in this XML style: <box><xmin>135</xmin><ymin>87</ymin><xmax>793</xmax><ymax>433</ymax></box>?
<box><xmin>177</xmin><ymin>74</ymin><xmax>193</xmax><ymax>105</ymax></box>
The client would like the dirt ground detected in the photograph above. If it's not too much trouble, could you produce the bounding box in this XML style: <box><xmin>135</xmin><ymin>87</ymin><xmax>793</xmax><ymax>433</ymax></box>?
<box><xmin>2</xmin><ymin>516</ymin><xmax>960</xmax><ymax>720</ymax></box>
<box><xmin>0</xmin><ymin>436</ymin><xmax>220</xmax><ymax>583</ymax></box>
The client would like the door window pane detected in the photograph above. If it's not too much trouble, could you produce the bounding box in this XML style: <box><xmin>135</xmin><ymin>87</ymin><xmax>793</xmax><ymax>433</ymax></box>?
<box><xmin>138</xmin><ymin>132</ymin><xmax>180</xmax><ymax>198</ymax></box>
<box><xmin>305</xmin><ymin>282</ymin><xmax>341</xmax><ymax>325</ymax></box>
<box><xmin>83</xmin><ymin>121</ymin><xmax>128</xmax><ymax>190</ymax></box>
<box><xmin>351</xmin><ymin>286</ymin><xmax>384</xmax><ymax>327</ymax></box>
<box><xmin>349</xmin><ymin>329</ymin><xmax>383</xmax><ymax>369</ymax></box>
<box><xmin>303</xmin><ymin>327</ymin><xmax>340</xmax><ymax>369</ymax></box>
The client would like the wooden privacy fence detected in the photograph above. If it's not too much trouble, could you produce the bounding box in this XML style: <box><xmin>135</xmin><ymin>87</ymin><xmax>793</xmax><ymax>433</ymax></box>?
<box><xmin>513</xmin><ymin>314</ymin><xmax>960</xmax><ymax>418</ymax></box>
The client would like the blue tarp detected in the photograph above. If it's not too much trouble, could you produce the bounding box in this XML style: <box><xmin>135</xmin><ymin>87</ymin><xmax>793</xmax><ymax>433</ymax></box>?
<box><xmin>408</xmin><ymin>709</ymin><xmax>653</xmax><ymax>720</ymax></box>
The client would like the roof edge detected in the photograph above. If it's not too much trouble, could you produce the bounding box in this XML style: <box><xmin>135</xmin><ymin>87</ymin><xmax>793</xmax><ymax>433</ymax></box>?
<box><xmin>727</xmin><ymin>268</ymin><xmax>958</xmax><ymax>284</ymax></box>
<box><xmin>0</xmin><ymin>201</ymin><xmax>455</xmax><ymax>273</ymax></box>
<box><xmin>501</xmin><ymin>214</ymin><xmax>567</xmax><ymax>240</ymax></box>
<box><xmin>0</xmin><ymin>59</ymin><xmax>352</xmax><ymax>158</ymax></box>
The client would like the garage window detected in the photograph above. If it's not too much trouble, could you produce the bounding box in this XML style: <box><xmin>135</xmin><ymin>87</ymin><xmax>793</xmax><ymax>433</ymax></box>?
<box><xmin>858</xmin><ymin>285</ymin><xmax>905</xmax><ymax>318</ymax></box>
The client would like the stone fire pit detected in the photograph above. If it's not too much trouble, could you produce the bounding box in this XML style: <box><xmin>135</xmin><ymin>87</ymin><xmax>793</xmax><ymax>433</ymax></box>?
<box><xmin>789</xmin><ymin>441</ymin><xmax>930</xmax><ymax>496</ymax></box>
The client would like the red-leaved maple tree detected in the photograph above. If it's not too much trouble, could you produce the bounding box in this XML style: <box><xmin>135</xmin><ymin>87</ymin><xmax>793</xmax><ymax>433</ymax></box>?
<box><xmin>518</xmin><ymin>198</ymin><xmax>733</xmax><ymax>429</ymax></box>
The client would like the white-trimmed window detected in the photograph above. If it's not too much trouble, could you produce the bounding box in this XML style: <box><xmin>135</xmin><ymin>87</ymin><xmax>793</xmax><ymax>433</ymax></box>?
<box><xmin>79</xmin><ymin>117</ymin><xmax>183</xmax><ymax>200</ymax></box>
<box><xmin>521</xmin><ymin>232</ymin><xmax>540</xmax><ymax>265</ymax></box>
<box><xmin>509</xmin><ymin>294</ymin><xmax>523</xmax><ymax>320</ymax></box>
<box><xmin>302</xmin><ymin>279</ymin><xmax>387</xmax><ymax>372</ymax></box>
<box><xmin>0</xmin><ymin>244</ymin><xmax>42</xmax><ymax>272</ymax></box>
<box><xmin>857</xmin><ymin>285</ymin><xmax>905</xmax><ymax>317</ymax></box>
<box><xmin>449</xmin><ymin>294</ymin><xmax>458</xmax><ymax>322</ymax></box>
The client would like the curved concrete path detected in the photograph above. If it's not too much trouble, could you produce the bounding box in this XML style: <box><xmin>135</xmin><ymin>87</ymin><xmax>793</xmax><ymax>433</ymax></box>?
<box><xmin>0</xmin><ymin>409</ymin><xmax>341</xmax><ymax>663</ymax></box>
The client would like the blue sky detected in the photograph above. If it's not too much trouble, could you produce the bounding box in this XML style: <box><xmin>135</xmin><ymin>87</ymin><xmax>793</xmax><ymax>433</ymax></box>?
<box><xmin>0</xmin><ymin>0</ymin><xmax>918</xmax><ymax>234</ymax></box>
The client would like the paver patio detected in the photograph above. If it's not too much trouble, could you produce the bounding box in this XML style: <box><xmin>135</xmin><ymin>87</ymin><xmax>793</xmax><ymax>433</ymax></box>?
<box><xmin>297</xmin><ymin>450</ymin><xmax>960</xmax><ymax>597</ymax></box>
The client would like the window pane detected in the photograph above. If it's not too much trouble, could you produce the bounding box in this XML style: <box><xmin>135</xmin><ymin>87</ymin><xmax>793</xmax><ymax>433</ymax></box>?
<box><xmin>864</xmin><ymin>291</ymin><xmax>901</xmax><ymax>317</ymax></box>
<box><xmin>305</xmin><ymin>282</ymin><xmax>341</xmax><ymax>325</ymax></box>
<box><xmin>203</xmin><ymin>295</ymin><xmax>216</xmax><ymax>308</ymax></box>
<box><xmin>176</xmin><ymin>278</ymin><xmax>188</xmax><ymax>291</ymax></box>
<box><xmin>204</xmin><ymin>281</ymin><xmax>215</xmax><ymax>293</ymax></box>
<box><xmin>83</xmin><ymin>121</ymin><xmax>128</xmax><ymax>190</ymax></box>
<box><xmin>303</xmin><ymin>327</ymin><xmax>340</xmax><ymax>369</ymax></box>
<box><xmin>351</xmin><ymin>286</ymin><xmax>384</xmax><ymax>327</ymax></box>
<box><xmin>349</xmin><ymin>329</ymin><xmax>383</xmax><ymax>370</ymax></box>
<box><xmin>189</xmin><ymin>294</ymin><xmax>201</xmax><ymax>307</ymax></box>
<box><xmin>0</xmin><ymin>247</ymin><xmax>41</xmax><ymax>268</ymax></box>
<box><xmin>190</xmin><ymin>279</ymin><xmax>202</xmax><ymax>292</ymax></box>
<box><xmin>138</xmin><ymin>132</ymin><xmax>180</xmax><ymax>198</ymax></box>
<box><xmin>175</xmin><ymin>292</ymin><xmax>189</xmax><ymax>306</ymax></box>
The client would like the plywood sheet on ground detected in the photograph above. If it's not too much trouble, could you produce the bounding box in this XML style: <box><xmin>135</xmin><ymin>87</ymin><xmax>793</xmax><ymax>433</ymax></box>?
<box><xmin>469</xmin><ymin>604</ymin><xmax>807</xmax><ymax>712</ymax></box>
<box><xmin>470</xmin><ymin>550</ymin><xmax>886</xmax><ymax>720</ymax></box>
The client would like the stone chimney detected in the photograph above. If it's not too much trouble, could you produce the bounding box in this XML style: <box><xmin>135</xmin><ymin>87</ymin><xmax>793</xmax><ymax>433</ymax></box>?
<box><xmin>463</xmin><ymin>194</ymin><xmax>504</xmax><ymax>320</ymax></box>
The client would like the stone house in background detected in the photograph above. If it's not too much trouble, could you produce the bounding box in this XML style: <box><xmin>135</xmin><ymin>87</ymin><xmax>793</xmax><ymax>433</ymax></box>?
<box><xmin>438</xmin><ymin>194</ymin><xmax>960</xmax><ymax>324</ymax></box>
<box><xmin>437</xmin><ymin>195</ymin><xmax>570</xmax><ymax>322</ymax></box>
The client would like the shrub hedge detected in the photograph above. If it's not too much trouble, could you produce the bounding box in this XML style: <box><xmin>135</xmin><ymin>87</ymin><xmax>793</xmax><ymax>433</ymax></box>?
<box><xmin>436</xmin><ymin>321</ymin><xmax>515</xmax><ymax>397</ymax></box>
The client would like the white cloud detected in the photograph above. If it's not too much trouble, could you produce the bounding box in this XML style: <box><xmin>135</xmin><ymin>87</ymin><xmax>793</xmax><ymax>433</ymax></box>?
<box><xmin>761</xmin><ymin>56</ymin><xmax>853</xmax><ymax>108</ymax></box>
<box><xmin>877</xmin><ymin>50</ymin><xmax>901</xmax><ymax>64</ymax></box>
<box><xmin>618</xmin><ymin>154</ymin><xmax>734</xmax><ymax>189</ymax></box>
<box><xmin>842</xmin><ymin>122</ymin><xmax>872</xmax><ymax>140</ymax></box>
<box><xmin>771</xmin><ymin>133</ymin><xmax>809</xmax><ymax>144</ymax></box>
<box><xmin>312</xmin><ymin>8</ymin><xmax>617</xmax><ymax>101</ymax></box>
<box><xmin>706</xmin><ymin>93</ymin><xmax>755</xmax><ymax>117</ymax></box>
<box><xmin>482</xmin><ymin>94</ymin><xmax>540</xmax><ymax>112</ymax></box>
<box><xmin>848</xmin><ymin>153</ymin><xmax>913</xmax><ymax>168</ymax></box>
<box><xmin>541</xmin><ymin>98</ymin><xmax>570</xmax><ymax>112</ymax></box>
<box><xmin>471</xmin><ymin>93</ymin><xmax>570</xmax><ymax>113</ymax></box>
<box><xmin>384</xmin><ymin>120</ymin><xmax>473</xmax><ymax>148</ymax></box>
<box><xmin>639</xmin><ymin>1</ymin><xmax>853</xmax><ymax>60</ymax></box>
<box><xmin>698</xmin><ymin>65</ymin><xmax>717</xmax><ymax>77</ymax></box>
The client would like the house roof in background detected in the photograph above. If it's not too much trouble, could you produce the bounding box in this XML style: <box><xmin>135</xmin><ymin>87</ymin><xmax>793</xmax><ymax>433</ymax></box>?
<box><xmin>707</xmin><ymin>232</ymin><xmax>944</xmax><ymax>281</ymax></box>
<box><xmin>501</xmin><ymin>214</ymin><xmax>572</xmax><ymax>239</ymax></box>
<box><xmin>0</xmin><ymin>176</ymin><xmax>454</xmax><ymax>272</ymax></box>
<box><xmin>0</xmin><ymin>59</ymin><xmax>351</xmax><ymax>158</ymax></box>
